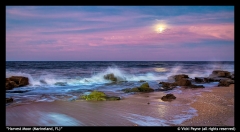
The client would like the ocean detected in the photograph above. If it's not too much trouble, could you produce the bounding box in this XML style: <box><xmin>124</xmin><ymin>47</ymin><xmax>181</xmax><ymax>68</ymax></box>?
<box><xmin>6</xmin><ymin>61</ymin><xmax>234</xmax><ymax>104</ymax></box>
<box><xmin>5</xmin><ymin>61</ymin><xmax>234</xmax><ymax>126</ymax></box>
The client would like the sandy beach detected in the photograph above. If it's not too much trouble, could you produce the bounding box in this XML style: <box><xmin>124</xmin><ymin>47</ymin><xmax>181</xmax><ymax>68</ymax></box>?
<box><xmin>6</xmin><ymin>84</ymin><xmax>234</xmax><ymax>126</ymax></box>
<box><xmin>181</xmin><ymin>84</ymin><xmax>234</xmax><ymax>126</ymax></box>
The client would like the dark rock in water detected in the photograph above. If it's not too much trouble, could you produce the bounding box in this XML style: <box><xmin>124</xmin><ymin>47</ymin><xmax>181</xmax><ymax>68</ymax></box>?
<box><xmin>207</xmin><ymin>77</ymin><xmax>228</xmax><ymax>82</ymax></box>
<box><xmin>122</xmin><ymin>88</ymin><xmax>133</xmax><ymax>93</ymax></box>
<box><xmin>40</xmin><ymin>80</ymin><xmax>47</xmax><ymax>84</ymax></box>
<box><xmin>218</xmin><ymin>79</ymin><xmax>234</xmax><ymax>87</ymax></box>
<box><xmin>173</xmin><ymin>74</ymin><xmax>189</xmax><ymax>81</ymax></box>
<box><xmin>6</xmin><ymin>98</ymin><xmax>13</xmax><ymax>103</ymax></box>
<box><xmin>139</xmin><ymin>80</ymin><xmax>146</xmax><ymax>82</ymax></box>
<box><xmin>121</xmin><ymin>83</ymin><xmax>154</xmax><ymax>93</ymax></box>
<box><xmin>195</xmin><ymin>77</ymin><xmax>209</xmax><ymax>83</ymax></box>
<box><xmin>176</xmin><ymin>78</ymin><xmax>192</xmax><ymax>86</ymax></box>
<box><xmin>161</xmin><ymin>94</ymin><xmax>176</xmax><ymax>101</ymax></box>
<box><xmin>54</xmin><ymin>82</ymin><xmax>67</xmax><ymax>86</ymax></box>
<box><xmin>166</xmin><ymin>74</ymin><xmax>191</xmax><ymax>86</ymax></box>
<box><xmin>167</xmin><ymin>74</ymin><xmax>189</xmax><ymax>82</ymax></box>
<box><xmin>188</xmin><ymin>85</ymin><xmax>205</xmax><ymax>89</ymax></box>
<box><xmin>6</xmin><ymin>79</ymin><xmax>18</xmax><ymax>90</ymax></box>
<box><xmin>104</xmin><ymin>73</ymin><xmax>117</xmax><ymax>82</ymax></box>
<box><xmin>161</xmin><ymin>82</ymin><xmax>177</xmax><ymax>88</ymax></box>
<box><xmin>6</xmin><ymin>76</ymin><xmax>29</xmax><ymax>90</ymax></box>
<box><xmin>8</xmin><ymin>76</ymin><xmax>29</xmax><ymax>87</ymax></box>
<box><xmin>209</xmin><ymin>70</ymin><xmax>231</xmax><ymax>78</ymax></box>
<box><xmin>158</xmin><ymin>82</ymin><xmax>177</xmax><ymax>91</ymax></box>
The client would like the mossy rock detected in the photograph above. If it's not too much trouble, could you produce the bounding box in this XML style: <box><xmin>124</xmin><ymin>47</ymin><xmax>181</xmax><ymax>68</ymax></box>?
<box><xmin>122</xmin><ymin>87</ymin><xmax>140</xmax><ymax>93</ymax></box>
<box><xmin>104</xmin><ymin>73</ymin><xmax>117</xmax><ymax>82</ymax></box>
<box><xmin>121</xmin><ymin>83</ymin><xmax>154</xmax><ymax>93</ymax></box>
<box><xmin>138</xmin><ymin>87</ymin><xmax>154</xmax><ymax>92</ymax></box>
<box><xmin>81</xmin><ymin>90</ymin><xmax>121</xmax><ymax>101</ymax></box>
<box><xmin>140</xmin><ymin>83</ymin><xmax>149</xmax><ymax>88</ymax></box>
<box><xmin>131</xmin><ymin>87</ymin><xmax>140</xmax><ymax>92</ymax></box>
<box><xmin>81</xmin><ymin>91</ymin><xmax>107</xmax><ymax>101</ymax></box>
<box><xmin>138</xmin><ymin>83</ymin><xmax>154</xmax><ymax>92</ymax></box>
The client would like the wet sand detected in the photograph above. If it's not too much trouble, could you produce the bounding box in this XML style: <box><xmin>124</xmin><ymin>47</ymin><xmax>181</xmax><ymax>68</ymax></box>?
<box><xmin>6</xmin><ymin>84</ymin><xmax>234</xmax><ymax>126</ymax></box>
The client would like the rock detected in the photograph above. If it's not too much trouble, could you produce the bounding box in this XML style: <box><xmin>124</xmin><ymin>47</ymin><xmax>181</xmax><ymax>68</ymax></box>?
<box><xmin>138</xmin><ymin>83</ymin><xmax>154</xmax><ymax>92</ymax></box>
<box><xmin>161</xmin><ymin>94</ymin><xmax>176</xmax><ymax>101</ymax></box>
<box><xmin>121</xmin><ymin>83</ymin><xmax>154</xmax><ymax>93</ymax></box>
<box><xmin>139</xmin><ymin>80</ymin><xmax>146</xmax><ymax>82</ymax></box>
<box><xmin>195</xmin><ymin>77</ymin><xmax>205</xmax><ymax>83</ymax></box>
<box><xmin>209</xmin><ymin>77</ymin><xmax>226</xmax><ymax>82</ymax></box>
<box><xmin>131</xmin><ymin>87</ymin><xmax>141</xmax><ymax>92</ymax></box>
<box><xmin>81</xmin><ymin>91</ymin><xmax>107</xmax><ymax>101</ymax></box>
<box><xmin>6</xmin><ymin>79</ymin><xmax>18</xmax><ymax>90</ymax></box>
<box><xmin>140</xmin><ymin>83</ymin><xmax>149</xmax><ymax>88</ymax></box>
<box><xmin>161</xmin><ymin>82</ymin><xmax>177</xmax><ymax>88</ymax></box>
<box><xmin>122</xmin><ymin>87</ymin><xmax>140</xmax><ymax>93</ymax></box>
<box><xmin>209</xmin><ymin>70</ymin><xmax>231</xmax><ymax>78</ymax></box>
<box><xmin>188</xmin><ymin>84</ymin><xmax>205</xmax><ymax>88</ymax></box>
<box><xmin>6</xmin><ymin>76</ymin><xmax>29</xmax><ymax>90</ymax></box>
<box><xmin>174</xmin><ymin>74</ymin><xmax>189</xmax><ymax>81</ymax></box>
<box><xmin>8</xmin><ymin>76</ymin><xmax>29</xmax><ymax>87</ymax></box>
<box><xmin>176</xmin><ymin>78</ymin><xmax>192</xmax><ymax>86</ymax></box>
<box><xmin>54</xmin><ymin>82</ymin><xmax>67</xmax><ymax>86</ymax></box>
<box><xmin>218</xmin><ymin>79</ymin><xmax>234</xmax><ymax>87</ymax></box>
<box><xmin>104</xmin><ymin>73</ymin><xmax>117</xmax><ymax>82</ymax></box>
<box><xmin>6</xmin><ymin>98</ymin><xmax>13</xmax><ymax>103</ymax></box>
<box><xmin>159</xmin><ymin>82</ymin><xmax>177</xmax><ymax>91</ymax></box>
<box><xmin>81</xmin><ymin>90</ymin><xmax>121</xmax><ymax>101</ymax></box>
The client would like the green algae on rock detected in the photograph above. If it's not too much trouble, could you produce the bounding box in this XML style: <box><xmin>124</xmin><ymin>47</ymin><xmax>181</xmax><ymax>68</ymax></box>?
<box><xmin>81</xmin><ymin>91</ymin><xmax>120</xmax><ymax>101</ymax></box>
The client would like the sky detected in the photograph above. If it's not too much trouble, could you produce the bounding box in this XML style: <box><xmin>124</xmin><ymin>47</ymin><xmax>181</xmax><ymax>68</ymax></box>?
<box><xmin>6</xmin><ymin>6</ymin><xmax>234</xmax><ymax>61</ymax></box>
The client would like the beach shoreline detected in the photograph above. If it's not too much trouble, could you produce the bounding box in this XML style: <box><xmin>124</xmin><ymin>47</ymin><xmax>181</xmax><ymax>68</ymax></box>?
<box><xmin>6</xmin><ymin>84</ymin><xmax>234</xmax><ymax>126</ymax></box>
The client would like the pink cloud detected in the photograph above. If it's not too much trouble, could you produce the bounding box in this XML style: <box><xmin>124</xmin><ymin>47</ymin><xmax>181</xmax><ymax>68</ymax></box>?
<box><xmin>6</xmin><ymin>22</ymin><xmax>234</xmax><ymax>54</ymax></box>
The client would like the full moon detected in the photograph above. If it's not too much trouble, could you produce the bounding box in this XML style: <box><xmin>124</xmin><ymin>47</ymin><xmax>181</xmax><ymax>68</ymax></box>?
<box><xmin>158</xmin><ymin>27</ymin><xmax>164</xmax><ymax>33</ymax></box>
<box><xmin>153</xmin><ymin>23</ymin><xmax>168</xmax><ymax>34</ymax></box>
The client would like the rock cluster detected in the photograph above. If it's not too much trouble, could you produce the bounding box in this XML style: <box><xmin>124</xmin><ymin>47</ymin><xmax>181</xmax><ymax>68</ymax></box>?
<box><xmin>6</xmin><ymin>76</ymin><xmax>29</xmax><ymax>104</ymax></box>
<box><xmin>159</xmin><ymin>70</ymin><xmax>234</xmax><ymax>91</ymax></box>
